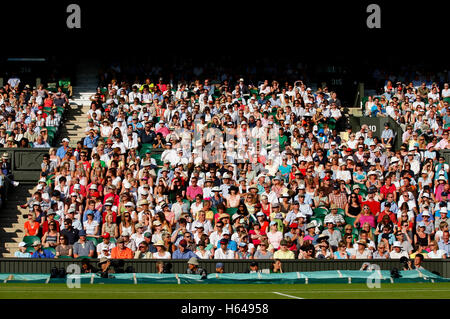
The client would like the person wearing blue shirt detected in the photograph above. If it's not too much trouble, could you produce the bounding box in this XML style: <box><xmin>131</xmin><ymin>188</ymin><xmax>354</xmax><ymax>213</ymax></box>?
<box><xmin>216</xmin><ymin>233</ymin><xmax>237</xmax><ymax>251</ymax></box>
<box><xmin>438</xmin><ymin>231</ymin><xmax>450</xmax><ymax>256</ymax></box>
<box><xmin>56</xmin><ymin>138</ymin><xmax>70</xmax><ymax>159</ymax></box>
<box><xmin>172</xmin><ymin>240</ymin><xmax>198</xmax><ymax>259</ymax></box>
<box><xmin>380</xmin><ymin>200</ymin><xmax>399</xmax><ymax>215</ymax></box>
<box><xmin>15</xmin><ymin>242</ymin><xmax>31</xmax><ymax>258</ymax></box>
<box><xmin>82</xmin><ymin>200</ymin><xmax>102</xmax><ymax>224</ymax></box>
<box><xmin>83</xmin><ymin>130</ymin><xmax>99</xmax><ymax>149</ymax></box>
<box><xmin>377</xmin><ymin>226</ymin><xmax>395</xmax><ymax>247</ymax></box>
<box><xmin>30</xmin><ymin>242</ymin><xmax>55</xmax><ymax>259</ymax></box>
<box><xmin>278</xmin><ymin>158</ymin><xmax>292</xmax><ymax>182</ymax></box>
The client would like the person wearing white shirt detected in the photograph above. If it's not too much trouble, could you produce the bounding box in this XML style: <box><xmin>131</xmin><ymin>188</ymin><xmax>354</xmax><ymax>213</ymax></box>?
<box><xmin>296</xmin><ymin>195</ymin><xmax>313</xmax><ymax>216</ymax></box>
<box><xmin>397</xmin><ymin>192</ymin><xmax>417</xmax><ymax>216</ymax></box>
<box><xmin>111</xmin><ymin>139</ymin><xmax>126</xmax><ymax>155</ymax></box>
<box><xmin>336</xmin><ymin>165</ymin><xmax>352</xmax><ymax>184</ymax></box>
<box><xmin>123</xmin><ymin>133</ymin><xmax>139</xmax><ymax>150</ymax></box>
<box><xmin>213</xmin><ymin>239</ymin><xmax>235</xmax><ymax>259</ymax></box>
<box><xmin>389</xmin><ymin>241</ymin><xmax>409</xmax><ymax>259</ymax></box>
<box><xmin>161</xmin><ymin>144</ymin><xmax>178</xmax><ymax>167</ymax></box>
<box><xmin>128</xmin><ymin>86</ymin><xmax>142</xmax><ymax>102</ymax></box>
<box><xmin>442</xmin><ymin>83</ymin><xmax>450</xmax><ymax>98</ymax></box>
<box><xmin>261</xmin><ymin>188</ymin><xmax>279</xmax><ymax>205</ymax></box>
<box><xmin>428</xmin><ymin>240</ymin><xmax>447</xmax><ymax>259</ymax></box>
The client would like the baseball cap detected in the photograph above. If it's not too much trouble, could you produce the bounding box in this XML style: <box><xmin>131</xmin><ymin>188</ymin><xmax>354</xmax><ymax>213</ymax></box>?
<box><xmin>31</xmin><ymin>240</ymin><xmax>41</xmax><ymax>247</ymax></box>
<box><xmin>179</xmin><ymin>239</ymin><xmax>188</xmax><ymax>247</ymax></box>
<box><xmin>393</xmin><ymin>241</ymin><xmax>402</xmax><ymax>248</ymax></box>
<box><xmin>79</xmin><ymin>230</ymin><xmax>87</xmax><ymax>236</ymax></box>
<box><xmin>19</xmin><ymin>241</ymin><xmax>26</xmax><ymax>247</ymax></box>
<box><xmin>101</xmin><ymin>233</ymin><xmax>111</xmax><ymax>239</ymax></box>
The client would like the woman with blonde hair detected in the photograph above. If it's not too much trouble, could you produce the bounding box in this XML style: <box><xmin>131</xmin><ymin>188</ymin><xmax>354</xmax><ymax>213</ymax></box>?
<box><xmin>428</xmin><ymin>240</ymin><xmax>447</xmax><ymax>259</ymax></box>
<box><xmin>312</xmin><ymin>108</ymin><xmax>324</xmax><ymax>125</ymax></box>
<box><xmin>102</xmin><ymin>212</ymin><xmax>119</xmax><ymax>239</ymax></box>
<box><xmin>49</xmin><ymin>147</ymin><xmax>61</xmax><ymax>168</ymax></box>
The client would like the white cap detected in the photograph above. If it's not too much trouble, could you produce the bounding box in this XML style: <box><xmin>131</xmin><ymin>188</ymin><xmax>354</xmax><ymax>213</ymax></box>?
<box><xmin>19</xmin><ymin>242</ymin><xmax>26</xmax><ymax>247</ymax></box>
<box><xmin>74</xmin><ymin>184</ymin><xmax>81</xmax><ymax>189</ymax></box>
<box><xmin>62</xmin><ymin>138</ymin><xmax>70</xmax><ymax>143</ymax></box>
<box><xmin>393</xmin><ymin>241</ymin><xmax>402</xmax><ymax>248</ymax></box>
<box><xmin>123</xmin><ymin>180</ymin><xmax>132</xmax><ymax>188</ymax></box>
<box><xmin>125</xmin><ymin>202</ymin><xmax>135</xmax><ymax>207</ymax></box>
<box><xmin>422</xmin><ymin>211</ymin><xmax>430</xmax><ymax>217</ymax></box>
<box><xmin>89</xmin><ymin>184</ymin><xmax>97</xmax><ymax>190</ymax></box>
<box><xmin>390</xmin><ymin>157</ymin><xmax>399</xmax><ymax>164</ymax></box>
<box><xmin>296</xmin><ymin>213</ymin><xmax>306</xmax><ymax>218</ymax></box>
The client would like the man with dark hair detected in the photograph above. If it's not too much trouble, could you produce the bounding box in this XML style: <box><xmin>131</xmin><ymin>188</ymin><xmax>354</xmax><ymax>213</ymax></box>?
<box><xmin>60</xmin><ymin>218</ymin><xmax>79</xmax><ymax>245</ymax></box>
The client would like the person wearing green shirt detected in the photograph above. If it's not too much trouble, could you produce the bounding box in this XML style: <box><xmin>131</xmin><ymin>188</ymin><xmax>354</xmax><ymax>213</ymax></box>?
<box><xmin>278</xmin><ymin>127</ymin><xmax>288</xmax><ymax>151</ymax></box>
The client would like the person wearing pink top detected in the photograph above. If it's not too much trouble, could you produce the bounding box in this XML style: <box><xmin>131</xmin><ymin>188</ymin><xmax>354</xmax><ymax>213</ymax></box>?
<box><xmin>354</xmin><ymin>204</ymin><xmax>376</xmax><ymax>229</ymax></box>
<box><xmin>186</xmin><ymin>177</ymin><xmax>203</xmax><ymax>201</ymax></box>
<box><xmin>156</xmin><ymin>120</ymin><xmax>170</xmax><ymax>138</ymax></box>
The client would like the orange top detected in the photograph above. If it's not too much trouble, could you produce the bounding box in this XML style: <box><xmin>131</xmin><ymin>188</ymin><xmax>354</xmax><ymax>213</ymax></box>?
<box><xmin>24</xmin><ymin>221</ymin><xmax>40</xmax><ymax>236</ymax></box>
<box><xmin>111</xmin><ymin>246</ymin><xmax>133</xmax><ymax>259</ymax></box>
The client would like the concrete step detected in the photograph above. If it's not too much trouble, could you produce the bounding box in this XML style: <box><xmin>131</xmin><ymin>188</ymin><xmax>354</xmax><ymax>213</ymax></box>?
<box><xmin>5</xmin><ymin>242</ymin><xmax>23</xmax><ymax>248</ymax></box>
<box><xmin>0</xmin><ymin>211</ymin><xmax>26</xmax><ymax>218</ymax></box>
<box><xmin>0</xmin><ymin>233</ymin><xmax>21</xmax><ymax>240</ymax></box>
<box><xmin>0</xmin><ymin>223</ymin><xmax>24</xmax><ymax>229</ymax></box>
<box><xmin>0</xmin><ymin>218</ymin><xmax>22</xmax><ymax>223</ymax></box>
<box><xmin>1</xmin><ymin>228</ymin><xmax>24</xmax><ymax>233</ymax></box>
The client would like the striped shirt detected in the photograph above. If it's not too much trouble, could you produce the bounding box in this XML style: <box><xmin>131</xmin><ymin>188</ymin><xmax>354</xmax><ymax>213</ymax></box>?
<box><xmin>328</xmin><ymin>192</ymin><xmax>348</xmax><ymax>209</ymax></box>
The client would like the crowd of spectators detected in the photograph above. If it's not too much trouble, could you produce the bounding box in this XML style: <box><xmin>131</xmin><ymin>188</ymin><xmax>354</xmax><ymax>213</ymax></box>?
<box><xmin>10</xmin><ymin>71</ymin><xmax>450</xmax><ymax>263</ymax></box>
<box><xmin>0</xmin><ymin>75</ymin><xmax>70</xmax><ymax>203</ymax></box>
<box><xmin>0</xmin><ymin>74</ymin><xmax>70</xmax><ymax>149</ymax></box>
<box><xmin>364</xmin><ymin>78</ymin><xmax>450</xmax><ymax>134</ymax></box>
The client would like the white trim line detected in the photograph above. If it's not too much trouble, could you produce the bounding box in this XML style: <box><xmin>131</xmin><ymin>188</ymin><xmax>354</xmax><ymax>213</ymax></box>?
<box><xmin>273</xmin><ymin>292</ymin><xmax>304</xmax><ymax>299</ymax></box>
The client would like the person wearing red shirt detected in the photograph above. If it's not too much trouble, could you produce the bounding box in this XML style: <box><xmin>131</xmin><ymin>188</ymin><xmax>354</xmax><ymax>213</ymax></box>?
<box><xmin>377</xmin><ymin>202</ymin><xmax>398</xmax><ymax>224</ymax></box>
<box><xmin>24</xmin><ymin>213</ymin><xmax>40</xmax><ymax>237</ymax></box>
<box><xmin>86</xmin><ymin>177</ymin><xmax>104</xmax><ymax>198</ymax></box>
<box><xmin>102</xmin><ymin>200</ymin><xmax>117</xmax><ymax>223</ymax></box>
<box><xmin>256</xmin><ymin>211</ymin><xmax>269</xmax><ymax>233</ymax></box>
<box><xmin>103</xmin><ymin>186</ymin><xmax>120</xmax><ymax>207</ymax></box>
<box><xmin>41</xmin><ymin>210</ymin><xmax>60</xmax><ymax>235</ymax></box>
<box><xmin>380</xmin><ymin>175</ymin><xmax>397</xmax><ymax>201</ymax></box>
<box><xmin>69</xmin><ymin>182</ymin><xmax>87</xmax><ymax>199</ymax></box>
<box><xmin>249</xmin><ymin>222</ymin><xmax>266</xmax><ymax>246</ymax></box>
<box><xmin>362</xmin><ymin>190</ymin><xmax>381</xmax><ymax>216</ymax></box>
